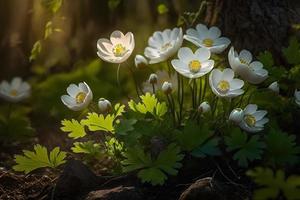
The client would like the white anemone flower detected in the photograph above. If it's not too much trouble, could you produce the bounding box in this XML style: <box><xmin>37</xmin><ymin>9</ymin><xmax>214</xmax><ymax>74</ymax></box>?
<box><xmin>0</xmin><ymin>77</ymin><xmax>31</xmax><ymax>103</ymax></box>
<box><xmin>184</xmin><ymin>24</ymin><xmax>231</xmax><ymax>53</ymax></box>
<box><xmin>171</xmin><ymin>47</ymin><xmax>214</xmax><ymax>79</ymax></box>
<box><xmin>295</xmin><ymin>90</ymin><xmax>300</xmax><ymax>106</ymax></box>
<box><xmin>144</xmin><ymin>27</ymin><xmax>183</xmax><ymax>64</ymax></box>
<box><xmin>142</xmin><ymin>70</ymin><xmax>177</xmax><ymax>93</ymax></box>
<box><xmin>238</xmin><ymin>104</ymin><xmax>269</xmax><ymax>133</ymax></box>
<box><xmin>209</xmin><ymin>68</ymin><xmax>244</xmax><ymax>98</ymax></box>
<box><xmin>228</xmin><ymin>47</ymin><xmax>268</xmax><ymax>84</ymax></box>
<box><xmin>97</xmin><ymin>30</ymin><xmax>135</xmax><ymax>64</ymax></box>
<box><xmin>61</xmin><ymin>82</ymin><xmax>93</xmax><ymax>111</ymax></box>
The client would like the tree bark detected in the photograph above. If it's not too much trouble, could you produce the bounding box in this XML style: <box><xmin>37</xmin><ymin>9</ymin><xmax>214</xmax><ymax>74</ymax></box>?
<box><xmin>206</xmin><ymin>0</ymin><xmax>300</xmax><ymax>58</ymax></box>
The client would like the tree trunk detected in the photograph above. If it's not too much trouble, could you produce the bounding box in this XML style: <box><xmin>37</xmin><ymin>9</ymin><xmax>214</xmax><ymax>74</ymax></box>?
<box><xmin>205</xmin><ymin>0</ymin><xmax>300</xmax><ymax>59</ymax></box>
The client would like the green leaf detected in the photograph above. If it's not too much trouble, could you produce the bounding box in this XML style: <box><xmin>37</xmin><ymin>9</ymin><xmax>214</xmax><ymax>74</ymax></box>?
<box><xmin>175</xmin><ymin>122</ymin><xmax>220</xmax><ymax>157</ymax></box>
<box><xmin>282</xmin><ymin>36</ymin><xmax>300</xmax><ymax>65</ymax></box>
<box><xmin>258</xmin><ymin>51</ymin><xmax>274</xmax><ymax>68</ymax></box>
<box><xmin>247</xmin><ymin>167</ymin><xmax>300</xmax><ymax>200</ymax></box>
<box><xmin>81</xmin><ymin>112</ymin><xmax>115</xmax><ymax>133</ymax></box>
<box><xmin>61</xmin><ymin>119</ymin><xmax>86</xmax><ymax>139</ymax></box>
<box><xmin>138</xmin><ymin>168</ymin><xmax>167</xmax><ymax>185</ymax></box>
<box><xmin>191</xmin><ymin>137</ymin><xmax>221</xmax><ymax>158</ymax></box>
<box><xmin>225</xmin><ymin>129</ymin><xmax>265</xmax><ymax>167</ymax></box>
<box><xmin>128</xmin><ymin>93</ymin><xmax>167</xmax><ymax>119</ymax></box>
<box><xmin>44</xmin><ymin>21</ymin><xmax>53</xmax><ymax>39</ymax></box>
<box><xmin>29</xmin><ymin>40</ymin><xmax>42</xmax><ymax>61</ymax></box>
<box><xmin>108</xmin><ymin>0</ymin><xmax>121</xmax><ymax>10</ymax></box>
<box><xmin>265</xmin><ymin>129</ymin><xmax>300</xmax><ymax>165</ymax></box>
<box><xmin>13</xmin><ymin>144</ymin><xmax>66</xmax><ymax>174</ymax></box>
<box><xmin>71</xmin><ymin>141</ymin><xmax>102</xmax><ymax>156</ymax></box>
<box><xmin>122</xmin><ymin>143</ymin><xmax>184</xmax><ymax>185</ymax></box>
<box><xmin>114</xmin><ymin>103</ymin><xmax>125</xmax><ymax>118</ymax></box>
<box><xmin>115</xmin><ymin>119</ymin><xmax>137</xmax><ymax>135</ymax></box>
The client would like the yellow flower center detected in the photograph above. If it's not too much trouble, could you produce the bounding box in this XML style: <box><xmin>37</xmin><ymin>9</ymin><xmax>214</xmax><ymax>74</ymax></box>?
<box><xmin>244</xmin><ymin>114</ymin><xmax>256</xmax><ymax>127</ymax></box>
<box><xmin>217</xmin><ymin>80</ymin><xmax>230</xmax><ymax>93</ymax></box>
<box><xmin>161</xmin><ymin>42</ymin><xmax>172</xmax><ymax>51</ymax></box>
<box><xmin>10</xmin><ymin>89</ymin><xmax>18</xmax><ymax>97</ymax></box>
<box><xmin>240</xmin><ymin>59</ymin><xmax>249</xmax><ymax>65</ymax></box>
<box><xmin>76</xmin><ymin>92</ymin><xmax>86</xmax><ymax>104</ymax></box>
<box><xmin>188</xmin><ymin>60</ymin><xmax>201</xmax><ymax>73</ymax></box>
<box><xmin>113</xmin><ymin>44</ymin><xmax>126</xmax><ymax>57</ymax></box>
<box><xmin>202</xmin><ymin>38</ymin><xmax>214</xmax><ymax>47</ymax></box>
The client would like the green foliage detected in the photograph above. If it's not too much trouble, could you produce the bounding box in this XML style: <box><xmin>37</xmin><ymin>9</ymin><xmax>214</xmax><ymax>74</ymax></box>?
<box><xmin>81</xmin><ymin>112</ymin><xmax>115</xmax><ymax>133</ymax></box>
<box><xmin>175</xmin><ymin>122</ymin><xmax>220</xmax><ymax>158</ymax></box>
<box><xmin>115</xmin><ymin>119</ymin><xmax>137</xmax><ymax>135</ymax></box>
<box><xmin>71</xmin><ymin>141</ymin><xmax>102</xmax><ymax>157</ymax></box>
<box><xmin>157</xmin><ymin>4</ymin><xmax>169</xmax><ymax>14</ymax></box>
<box><xmin>128</xmin><ymin>93</ymin><xmax>167</xmax><ymax>119</ymax></box>
<box><xmin>282</xmin><ymin>37</ymin><xmax>300</xmax><ymax>65</ymax></box>
<box><xmin>225</xmin><ymin>129</ymin><xmax>265</xmax><ymax>167</ymax></box>
<box><xmin>61</xmin><ymin>119</ymin><xmax>86</xmax><ymax>139</ymax></box>
<box><xmin>105</xmin><ymin>137</ymin><xmax>124</xmax><ymax>156</ymax></box>
<box><xmin>258</xmin><ymin>51</ymin><xmax>274</xmax><ymax>68</ymax></box>
<box><xmin>13</xmin><ymin>144</ymin><xmax>66</xmax><ymax>174</ymax></box>
<box><xmin>247</xmin><ymin>167</ymin><xmax>300</xmax><ymax>200</ymax></box>
<box><xmin>0</xmin><ymin>106</ymin><xmax>34</xmax><ymax>140</ymax></box>
<box><xmin>265</xmin><ymin>129</ymin><xmax>300</xmax><ymax>165</ymax></box>
<box><xmin>29</xmin><ymin>40</ymin><xmax>42</xmax><ymax>62</ymax></box>
<box><xmin>122</xmin><ymin>143</ymin><xmax>184</xmax><ymax>185</ymax></box>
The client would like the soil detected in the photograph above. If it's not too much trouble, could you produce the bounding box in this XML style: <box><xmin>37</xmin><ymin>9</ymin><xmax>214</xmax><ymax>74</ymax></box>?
<box><xmin>0</xmin><ymin>158</ymin><xmax>252</xmax><ymax>200</ymax></box>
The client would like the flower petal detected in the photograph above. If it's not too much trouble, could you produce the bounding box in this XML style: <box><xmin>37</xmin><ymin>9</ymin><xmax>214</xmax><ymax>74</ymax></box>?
<box><xmin>239</xmin><ymin>50</ymin><xmax>253</xmax><ymax>64</ymax></box>
<box><xmin>208</xmin><ymin>26</ymin><xmax>221</xmax><ymax>39</ymax></box>
<box><xmin>67</xmin><ymin>84</ymin><xmax>80</xmax><ymax>98</ymax></box>
<box><xmin>195</xmin><ymin>47</ymin><xmax>211</xmax><ymax>62</ymax></box>
<box><xmin>230</xmin><ymin>79</ymin><xmax>244</xmax><ymax>90</ymax></box>
<box><xmin>253</xmin><ymin>110</ymin><xmax>267</xmax><ymax>121</ymax></box>
<box><xmin>244</xmin><ymin>104</ymin><xmax>257</xmax><ymax>114</ymax></box>
<box><xmin>178</xmin><ymin>47</ymin><xmax>194</xmax><ymax>63</ymax></box>
<box><xmin>11</xmin><ymin>77</ymin><xmax>22</xmax><ymax>89</ymax></box>
<box><xmin>222</xmin><ymin>68</ymin><xmax>234</xmax><ymax>81</ymax></box>
<box><xmin>110</xmin><ymin>30</ymin><xmax>125</xmax><ymax>45</ymax></box>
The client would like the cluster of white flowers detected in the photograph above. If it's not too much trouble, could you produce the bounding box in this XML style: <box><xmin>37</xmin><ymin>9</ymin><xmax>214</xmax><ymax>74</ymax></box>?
<box><xmin>58</xmin><ymin>23</ymin><xmax>300</xmax><ymax>134</ymax></box>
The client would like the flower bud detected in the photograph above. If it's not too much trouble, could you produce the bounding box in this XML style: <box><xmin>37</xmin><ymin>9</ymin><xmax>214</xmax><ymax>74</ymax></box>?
<box><xmin>162</xmin><ymin>81</ymin><xmax>173</xmax><ymax>94</ymax></box>
<box><xmin>198</xmin><ymin>101</ymin><xmax>211</xmax><ymax>113</ymax></box>
<box><xmin>98</xmin><ymin>98</ymin><xmax>112</xmax><ymax>113</ymax></box>
<box><xmin>135</xmin><ymin>55</ymin><xmax>148</xmax><ymax>69</ymax></box>
<box><xmin>149</xmin><ymin>73</ymin><xmax>158</xmax><ymax>85</ymax></box>
<box><xmin>229</xmin><ymin>108</ymin><xmax>244</xmax><ymax>124</ymax></box>
<box><xmin>268</xmin><ymin>81</ymin><xmax>279</xmax><ymax>94</ymax></box>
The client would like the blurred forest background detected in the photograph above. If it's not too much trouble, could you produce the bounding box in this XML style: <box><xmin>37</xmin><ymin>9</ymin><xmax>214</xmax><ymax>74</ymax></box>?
<box><xmin>1</xmin><ymin>0</ymin><xmax>300</xmax><ymax>78</ymax></box>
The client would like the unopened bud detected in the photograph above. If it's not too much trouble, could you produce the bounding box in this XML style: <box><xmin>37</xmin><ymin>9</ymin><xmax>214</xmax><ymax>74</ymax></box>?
<box><xmin>98</xmin><ymin>98</ymin><xmax>112</xmax><ymax>113</ymax></box>
<box><xmin>162</xmin><ymin>81</ymin><xmax>173</xmax><ymax>94</ymax></box>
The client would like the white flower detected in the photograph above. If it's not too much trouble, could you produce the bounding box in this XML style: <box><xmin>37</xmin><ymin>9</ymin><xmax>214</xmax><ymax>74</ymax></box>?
<box><xmin>295</xmin><ymin>90</ymin><xmax>300</xmax><ymax>106</ymax></box>
<box><xmin>198</xmin><ymin>101</ymin><xmax>211</xmax><ymax>113</ymax></box>
<box><xmin>171</xmin><ymin>47</ymin><xmax>214</xmax><ymax>79</ymax></box>
<box><xmin>162</xmin><ymin>81</ymin><xmax>173</xmax><ymax>94</ymax></box>
<box><xmin>0</xmin><ymin>77</ymin><xmax>31</xmax><ymax>103</ymax></box>
<box><xmin>268</xmin><ymin>81</ymin><xmax>279</xmax><ymax>94</ymax></box>
<box><xmin>142</xmin><ymin>70</ymin><xmax>177</xmax><ymax>93</ymax></box>
<box><xmin>98</xmin><ymin>98</ymin><xmax>112</xmax><ymax>113</ymax></box>
<box><xmin>229</xmin><ymin>108</ymin><xmax>244</xmax><ymax>124</ymax></box>
<box><xmin>228</xmin><ymin>47</ymin><xmax>268</xmax><ymax>84</ymax></box>
<box><xmin>184</xmin><ymin>24</ymin><xmax>230</xmax><ymax>53</ymax></box>
<box><xmin>209</xmin><ymin>68</ymin><xmax>244</xmax><ymax>98</ymax></box>
<box><xmin>144</xmin><ymin>27</ymin><xmax>183</xmax><ymax>64</ymax></box>
<box><xmin>61</xmin><ymin>82</ymin><xmax>93</xmax><ymax>111</ymax></box>
<box><xmin>135</xmin><ymin>55</ymin><xmax>148</xmax><ymax>69</ymax></box>
<box><xmin>97</xmin><ymin>30</ymin><xmax>135</xmax><ymax>64</ymax></box>
<box><xmin>238</xmin><ymin>104</ymin><xmax>269</xmax><ymax>133</ymax></box>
